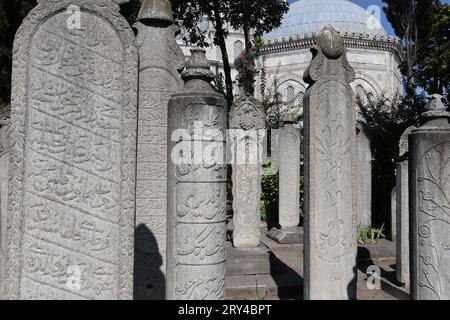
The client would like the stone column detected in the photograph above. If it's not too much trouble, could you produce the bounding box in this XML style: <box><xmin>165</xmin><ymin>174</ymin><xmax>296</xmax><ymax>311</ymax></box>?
<box><xmin>356</xmin><ymin>121</ymin><xmax>372</xmax><ymax>227</ymax></box>
<box><xmin>268</xmin><ymin>113</ymin><xmax>302</xmax><ymax>244</ymax></box>
<box><xmin>303</xmin><ymin>26</ymin><xmax>357</xmax><ymax>300</ymax></box>
<box><xmin>229</xmin><ymin>94</ymin><xmax>266</xmax><ymax>249</ymax></box>
<box><xmin>0</xmin><ymin>105</ymin><xmax>10</xmax><ymax>300</ymax></box>
<box><xmin>390</xmin><ymin>187</ymin><xmax>396</xmax><ymax>241</ymax></box>
<box><xmin>410</xmin><ymin>94</ymin><xmax>450</xmax><ymax>300</ymax></box>
<box><xmin>133</xmin><ymin>0</ymin><xmax>185</xmax><ymax>300</ymax></box>
<box><xmin>166</xmin><ymin>49</ymin><xmax>227</xmax><ymax>300</ymax></box>
<box><xmin>396</xmin><ymin>126</ymin><xmax>415</xmax><ymax>287</ymax></box>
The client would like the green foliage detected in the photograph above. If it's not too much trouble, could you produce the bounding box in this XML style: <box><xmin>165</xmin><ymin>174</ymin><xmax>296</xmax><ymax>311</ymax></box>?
<box><xmin>416</xmin><ymin>2</ymin><xmax>450</xmax><ymax>104</ymax></box>
<box><xmin>172</xmin><ymin>0</ymin><xmax>288</xmax><ymax>104</ymax></box>
<box><xmin>0</xmin><ymin>0</ymin><xmax>143</xmax><ymax>105</ymax></box>
<box><xmin>357</xmin><ymin>224</ymin><xmax>386</xmax><ymax>245</ymax></box>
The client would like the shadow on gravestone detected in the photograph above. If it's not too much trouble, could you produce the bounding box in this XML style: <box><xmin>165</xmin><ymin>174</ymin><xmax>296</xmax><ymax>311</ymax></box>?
<box><xmin>134</xmin><ymin>224</ymin><xmax>165</xmax><ymax>300</ymax></box>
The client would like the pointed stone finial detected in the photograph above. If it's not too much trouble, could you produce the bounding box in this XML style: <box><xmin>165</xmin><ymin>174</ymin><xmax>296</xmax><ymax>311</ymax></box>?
<box><xmin>182</xmin><ymin>49</ymin><xmax>215</xmax><ymax>83</ymax></box>
<box><xmin>317</xmin><ymin>26</ymin><xmax>345</xmax><ymax>59</ymax></box>
<box><xmin>303</xmin><ymin>25</ymin><xmax>355</xmax><ymax>85</ymax></box>
<box><xmin>422</xmin><ymin>94</ymin><xmax>450</xmax><ymax>122</ymax></box>
<box><xmin>138</xmin><ymin>0</ymin><xmax>174</xmax><ymax>23</ymax></box>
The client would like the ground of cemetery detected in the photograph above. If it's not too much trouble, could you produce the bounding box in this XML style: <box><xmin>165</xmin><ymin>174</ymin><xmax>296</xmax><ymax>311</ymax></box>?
<box><xmin>225</xmin><ymin>225</ymin><xmax>409</xmax><ymax>300</ymax></box>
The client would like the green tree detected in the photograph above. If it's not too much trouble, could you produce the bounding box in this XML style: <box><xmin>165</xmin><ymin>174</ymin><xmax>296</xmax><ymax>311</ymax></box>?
<box><xmin>382</xmin><ymin>0</ymin><xmax>434</xmax><ymax>94</ymax></box>
<box><xmin>172</xmin><ymin>0</ymin><xmax>288</xmax><ymax>106</ymax></box>
<box><xmin>0</xmin><ymin>0</ymin><xmax>142</xmax><ymax>110</ymax></box>
<box><xmin>416</xmin><ymin>1</ymin><xmax>450</xmax><ymax>104</ymax></box>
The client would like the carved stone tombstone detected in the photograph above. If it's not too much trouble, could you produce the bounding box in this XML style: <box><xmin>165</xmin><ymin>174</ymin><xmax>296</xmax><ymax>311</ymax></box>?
<box><xmin>4</xmin><ymin>0</ymin><xmax>138</xmax><ymax>300</ymax></box>
<box><xmin>268</xmin><ymin>113</ymin><xmax>302</xmax><ymax>244</ymax></box>
<box><xmin>167</xmin><ymin>49</ymin><xmax>227</xmax><ymax>300</ymax></box>
<box><xmin>410</xmin><ymin>94</ymin><xmax>450</xmax><ymax>300</ymax></box>
<box><xmin>0</xmin><ymin>105</ymin><xmax>11</xmax><ymax>300</ymax></box>
<box><xmin>396</xmin><ymin>125</ymin><xmax>415</xmax><ymax>287</ymax></box>
<box><xmin>133</xmin><ymin>0</ymin><xmax>185</xmax><ymax>300</ymax></box>
<box><xmin>390</xmin><ymin>187</ymin><xmax>397</xmax><ymax>241</ymax></box>
<box><xmin>356</xmin><ymin>121</ymin><xmax>372</xmax><ymax>227</ymax></box>
<box><xmin>229</xmin><ymin>94</ymin><xmax>266</xmax><ymax>249</ymax></box>
<box><xmin>303</xmin><ymin>26</ymin><xmax>357</xmax><ymax>300</ymax></box>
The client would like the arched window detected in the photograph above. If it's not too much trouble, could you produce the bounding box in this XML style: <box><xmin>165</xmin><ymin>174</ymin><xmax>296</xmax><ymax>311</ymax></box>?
<box><xmin>355</xmin><ymin>85</ymin><xmax>367</xmax><ymax>104</ymax></box>
<box><xmin>286</xmin><ymin>86</ymin><xmax>295</xmax><ymax>106</ymax></box>
<box><xmin>216</xmin><ymin>46</ymin><xmax>222</xmax><ymax>61</ymax></box>
<box><xmin>295</xmin><ymin>91</ymin><xmax>305</xmax><ymax>109</ymax></box>
<box><xmin>234</xmin><ymin>40</ymin><xmax>244</xmax><ymax>60</ymax></box>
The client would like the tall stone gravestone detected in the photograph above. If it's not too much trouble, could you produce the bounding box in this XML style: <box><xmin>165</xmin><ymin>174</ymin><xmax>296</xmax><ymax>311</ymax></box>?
<box><xmin>268</xmin><ymin>113</ymin><xmax>302</xmax><ymax>244</ymax></box>
<box><xmin>303</xmin><ymin>26</ymin><xmax>357</xmax><ymax>300</ymax></box>
<box><xmin>356</xmin><ymin>121</ymin><xmax>372</xmax><ymax>227</ymax></box>
<box><xmin>4</xmin><ymin>0</ymin><xmax>138</xmax><ymax>300</ymax></box>
<box><xmin>410</xmin><ymin>94</ymin><xmax>450</xmax><ymax>300</ymax></box>
<box><xmin>229</xmin><ymin>94</ymin><xmax>266</xmax><ymax>249</ymax></box>
<box><xmin>0</xmin><ymin>105</ymin><xmax>10</xmax><ymax>300</ymax></box>
<box><xmin>390</xmin><ymin>187</ymin><xmax>396</xmax><ymax>241</ymax></box>
<box><xmin>167</xmin><ymin>49</ymin><xmax>227</xmax><ymax>300</ymax></box>
<box><xmin>133</xmin><ymin>0</ymin><xmax>185</xmax><ymax>300</ymax></box>
<box><xmin>396</xmin><ymin>125</ymin><xmax>415</xmax><ymax>287</ymax></box>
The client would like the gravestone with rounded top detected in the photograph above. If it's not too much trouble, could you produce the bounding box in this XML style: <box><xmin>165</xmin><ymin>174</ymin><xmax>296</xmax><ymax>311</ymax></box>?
<box><xmin>4</xmin><ymin>0</ymin><xmax>138</xmax><ymax>300</ymax></box>
<box><xmin>268</xmin><ymin>112</ymin><xmax>302</xmax><ymax>244</ymax></box>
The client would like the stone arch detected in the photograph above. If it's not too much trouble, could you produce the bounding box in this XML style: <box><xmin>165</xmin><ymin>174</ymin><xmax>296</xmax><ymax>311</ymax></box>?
<box><xmin>353</xmin><ymin>72</ymin><xmax>381</xmax><ymax>96</ymax></box>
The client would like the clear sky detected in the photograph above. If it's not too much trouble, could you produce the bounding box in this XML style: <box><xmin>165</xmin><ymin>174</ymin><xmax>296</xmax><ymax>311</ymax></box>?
<box><xmin>288</xmin><ymin>0</ymin><xmax>450</xmax><ymax>36</ymax></box>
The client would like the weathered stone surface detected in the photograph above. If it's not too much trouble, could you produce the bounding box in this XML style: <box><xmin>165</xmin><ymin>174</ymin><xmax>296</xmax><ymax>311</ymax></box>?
<box><xmin>4</xmin><ymin>0</ymin><xmax>138</xmax><ymax>300</ymax></box>
<box><xmin>0</xmin><ymin>105</ymin><xmax>10</xmax><ymax>300</ymax></box>
<box><xmin>390</xmin><ymin>187</ymin><xmax>396</xmax><ymax>241</ymax></box>
<box><xmin>229</xmin><ymin>94</ymin><xmax>266</xmax><ymax>249</ymax></box>
<box><xmin>303</xmin><ymin>26</ymin><xmax>357</xmax><ymax>300</ymax></box>
<box><xmin>395</xmin><ymin>126</ymin><xmax>415</xmax><ymax>287</ymax></box>
<box><xmin>133</xmin><ymin>0</ymin><xmax>184</xmax><ymax>300</ymax></box>
<box><xmin>166</xmin><ymin>49</ymin><xmax>227</xmax><ymax>300</ymax></box>
<box><xmin>410</xmin><ymin>94</ymin><xmax>450</xmax><ymax>300</ymax></box>
<box><xmin>396</xmin><ymin>160</ymin><xmax>409</xmax><ymax>286</ymax></box>
<box><xmin>267</xmin><ymin>113</ymin><xmax>301</xmax><ymax>244</ymax></box>
<box><xmin>356</xmin><ymin>121</ymin><xmax>372</xmax><ymax>227</ymax></box>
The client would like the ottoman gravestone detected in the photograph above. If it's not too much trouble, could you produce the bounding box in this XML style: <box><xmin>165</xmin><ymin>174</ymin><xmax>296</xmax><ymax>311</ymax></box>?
<box><xmin>356</xmin><ymin>121</ymin><xmax>372</xmax><ymax>227</ymax></box>
<box><xmin>4</xmin><ymin>0</ymin><xmax>138</xmax><ymax>300</ymax></box>
<box><xmin>410</xmin><ymin>94</ymin><xmax>450</xmax><ymax>300</ymax></box>
<box><xmin>390</xmin><ymin>187</ymin><xmax>396</xmax><ymax>241</ymax></box>
<box><xmin>166</xmin><ymin>49</ymin><xmax>228</xmax><ymax>300</ymax></box>
<box><xmin>268</xmin><ymin>112</ymin><xmax>302</xmax><ymax>244</ymax></box>
<box><xmin>303</xmin><ymin>26</ymin><xmax>358</xmax><ymax>300</ymax></box>
<box><xmin>229</xmin><ymin>94</ymin><xmax>266</xmax><ymax>249</ymax></box>
<box><xmin>0</xmin><ymin>105</ymin><xmax>11</xmax><ymax>300</ymax></box>
<box><xmin>133</xmin><ymin>0</ymin><xmax>185</xmax><ymax>300</ymax></box>
<box><xmin>396</xmin><ymin>125</ymin><xmax>415</xmax><ymax>287</ymax></box>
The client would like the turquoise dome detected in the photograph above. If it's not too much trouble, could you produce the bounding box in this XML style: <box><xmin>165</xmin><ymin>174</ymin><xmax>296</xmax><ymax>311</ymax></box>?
<box><xmin>265</xmin><ymin>0</ymin><xmax>387</xmax><ymax>40</ymax></box>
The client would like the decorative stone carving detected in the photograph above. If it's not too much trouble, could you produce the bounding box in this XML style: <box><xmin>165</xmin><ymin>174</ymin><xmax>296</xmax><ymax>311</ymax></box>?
<box><xmin>133</xmin><ymin>0</ymin><xmax>184</xmax><ymax>300</ymax></box>
<box><xmin>356</xmin><ymin>121</ymin><xmax>372</xmax><ymax>227</ymax></box>
<box><xmin>0</xmin><ymin>105</ymin><xmax>11</xmax><ymax>300</ymax></box>
<box><xmin>229</xmin><ymin>94</ymin><xmax>266</xmax><ymax>249</ymax></box>
<box><xmin>303</xmin><ymin>26</ymin><xmax>357</xmax><ymax>300</ymax></box>
<box><xmin>166</xmin><ymin>49</ymin><xmax>227</xmax><ymax>300</ymax></box>
<box><xmin>267</xmin><ymin>113</ymin><xmax>302</xmax><ymax>244</ymax></box>
<box><xmin>396</xmin><ymin>125</ymin><xmax>415</xmax><ymax>287</ymax></box>
<box><xmin>4</xmin><ymin>0</ymin><xmax>138</xmax><ymax>300</ymax></box>
<box><xmin>410</xmin><ymin>94</ymin><xmax>450</xmax><ymax>300</ymax></box>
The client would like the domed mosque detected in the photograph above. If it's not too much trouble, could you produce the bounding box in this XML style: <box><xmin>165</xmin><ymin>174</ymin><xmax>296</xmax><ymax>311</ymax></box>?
<box><xmin>255</xmin><ymin>0</ymin><xmax>404</xmax><ymax>111</ymax></box>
